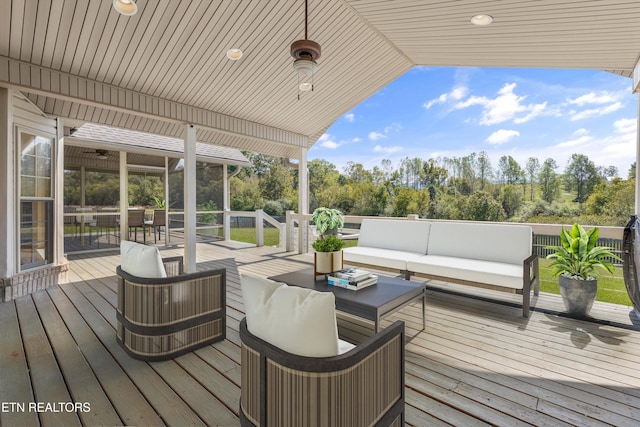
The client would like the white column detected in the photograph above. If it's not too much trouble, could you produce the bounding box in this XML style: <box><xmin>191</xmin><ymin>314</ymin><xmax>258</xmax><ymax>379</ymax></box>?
<box><xmin>0</xmin><ymin>88</ymin><xmax>15</xmax><ymax>278</ymax></box>
<box><xmin>119</xmin><ymin>151</ymin><xmax>128</xmax><ymax>240</ymax></box>
<box><xmin>54</xmin><ymin>119</ymin><xmax>65</xmax><ymax>264</ymax></box>
<box><xmin>636</xmin><ymin>94</ymin><xmax>640</xmax><ymax>214</ymax></box>
<box><xmin>164</xmin><ymin>156</ymin><xmax>169</xmax><ymax>246</ymax></box>
<box><xmin>297</xmin><ymin>147</ymin><xmax>309</xmax><ymax>253</ymax></box>
<box><xmin>184</xmin><ymin>124</ymin><xmax>197</xmax><ymax>272</ymax></box>
<box><xmin>223</xmin><ymin>165</ymin><xmax>229</xmax><ymax>240</ymax></box>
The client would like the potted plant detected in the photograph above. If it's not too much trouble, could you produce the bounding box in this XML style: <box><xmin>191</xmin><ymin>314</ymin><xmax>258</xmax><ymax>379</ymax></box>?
<box><xmin>311</xmin><ymin>207</ymin><xmax>345</xmax><ymax>237</ymax></box>
<box><xmin>311</xmin><ymin>208</ymin><xmax>346</xmax><ymax>275</ymax></box>
<box><xmin>546</xmin><ymin>223</ymin><xmax>621</xmax><ymax>316</ymax></box>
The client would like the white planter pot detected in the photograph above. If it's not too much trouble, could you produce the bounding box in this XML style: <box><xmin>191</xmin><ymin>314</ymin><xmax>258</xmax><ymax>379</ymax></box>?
<box><xmin>314</xmin><ymin>251</ymin><xmax>343</xmax><ymax>275</ymax></box>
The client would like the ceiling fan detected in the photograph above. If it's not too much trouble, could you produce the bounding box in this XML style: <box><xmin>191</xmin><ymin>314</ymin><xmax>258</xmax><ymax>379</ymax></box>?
<box><xmin>83</xmin><ymin>149</ymin><xmax>110</xmax><ymax>159</ymax></box>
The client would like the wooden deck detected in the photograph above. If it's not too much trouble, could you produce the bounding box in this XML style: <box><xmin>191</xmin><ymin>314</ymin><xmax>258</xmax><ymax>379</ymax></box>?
<box><xmin>2</xmin><ymin>241</ymin><xmax>640</xmax><ymax>426</ymax></box>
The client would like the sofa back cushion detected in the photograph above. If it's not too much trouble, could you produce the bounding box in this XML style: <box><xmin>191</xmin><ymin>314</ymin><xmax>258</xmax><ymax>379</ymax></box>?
<box><xmin>241</xmin><ymin>275</ymin><xmax>340</xmax><ymax>357</ymax></box>
<box><xmin>427</xmin><ymin>222</ymin><xmax>532</xmax><ymax>265</ymax></box>
<box><xmin>120</xmin><ymin>240</ymin><xmax>167</xmax><ymax>278</ymax></box>
<box><xmin>358</xmin><ymin>219</ymin><xmax>431</xmax><ymax>254</ymax></box>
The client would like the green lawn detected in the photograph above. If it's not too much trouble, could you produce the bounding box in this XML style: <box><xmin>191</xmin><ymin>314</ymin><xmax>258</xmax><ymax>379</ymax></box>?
<box><xmin>230</xmin><ymin>227</ymin><xmax>281</xmax><ymax>246</ymax></box>
<box><xmin>538</xmin><ymin>258</ymin><xmax>632</xmax><ymax>306</ymax></box>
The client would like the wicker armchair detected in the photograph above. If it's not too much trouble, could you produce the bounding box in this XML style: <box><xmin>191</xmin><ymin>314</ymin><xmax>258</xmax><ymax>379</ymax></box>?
<box><xmin>239</xmin><ymin>318</ymin><xmax>405</xmax><ymax>427</ymax></box>
<box><xmin>116</xmin><ymin>256</ymin><xmax>226</xmax><ymax>361</ymax></box>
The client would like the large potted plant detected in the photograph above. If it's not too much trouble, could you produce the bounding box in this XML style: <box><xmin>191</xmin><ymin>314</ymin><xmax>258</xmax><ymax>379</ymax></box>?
<box><xmin>311</xmin><ymin>208</ymin><xmax>346</xmax><ymax>275</ymax></box>
<box><xmin>546</xmin><ymin>223</ymin><xmax>621</xmax><ymax>316</ymax></box>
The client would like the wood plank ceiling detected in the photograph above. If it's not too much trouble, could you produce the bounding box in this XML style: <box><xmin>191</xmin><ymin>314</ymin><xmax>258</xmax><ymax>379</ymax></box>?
<box><xmin>1</xmin><ymin>0</ymin><xmax>639</xmax><ymax>159</ymax></box>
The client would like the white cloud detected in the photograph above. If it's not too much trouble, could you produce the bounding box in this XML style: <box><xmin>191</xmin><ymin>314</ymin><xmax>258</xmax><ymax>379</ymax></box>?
<box><xmin>569</xmin><ymin>102</ymin><xmax>623</xmax><ymax>121</ymax></box>
<box><xmin>344</xmin><ymin>113</ymin><xmax>355</xmax><ymax>122</ymax></box>
<box><xmin>513</xmin><ymin>102</ymin><xmax>547</xmax><ymax>124</ymax></box>
<box><xmin>554</xmin><ymin>135</ymin><xmax>593</xmax><ymax>149</ymax></box>
<box><xmin>352</xmin><ymin>137</ymin><xmax>362</xmax><ymax>142</ymax></box>
<box><xmin>573</xmin><ymin>128</ymin><xmax>589</xmax><ymax>136</ymax></box>
<box><xmin>317</xmin><ymin>133</ymin><xmax>339</xmax><ymax>149</ymax></box>
<box><xmin>373</xmin><ymin>145</ymin><xmax>402</xmax><ymax>154</ymax></box>
<box><xmin>384</xmin><ymin>123</ymin><xmax>403</xmax><ymax>133</ymax></box>
<box><xmin>614</xmin><ymin>118</ymin><xmax>637</xmax><ymax>134</ymax></box>
<box><xmin>424</xmin><ymin>86</ymin><xmax>469</xmax><ymax>109</ymax></box>
<box><xmin>567</xmin><ymin>91</ymin><xmax>620</xmax><ymax>106</ymax></box>
<box><xmin>369</xmin><ymin>131</ymin><xmax>385</xmax><ymax>141</ymax></box>
<box><xmin>454</xmin><ymin>83</ymin><xmax>547</xmax><ymax>125</ymax></box>
<box><xmin>486</xmin><ymin>129</ymin><xmax>520</xmax><ymax>145</ymax></box>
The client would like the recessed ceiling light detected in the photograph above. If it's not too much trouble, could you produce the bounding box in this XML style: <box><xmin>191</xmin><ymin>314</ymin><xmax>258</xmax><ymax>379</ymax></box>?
<box><xmin>471</xmin><ymin>14</ymin><xmax>493</xmax><ymax>26</ymax></box>
<box><xmin>226</xmin><ymin>48</ymin><xmax>243</xmax><ymax>60</ymax></box>
<box><xmin>113</xmin><ymin>0</ymin><xmax>137</xmax><ymax>16</ymax></box>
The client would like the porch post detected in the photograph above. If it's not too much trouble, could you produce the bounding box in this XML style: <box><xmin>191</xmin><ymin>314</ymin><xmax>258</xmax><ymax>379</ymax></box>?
<box><xmin>634</xmin><ymin>59</ymin><xmax>640</xmax><ymax>213</ymax></box>
<box><xmin>0</xmin><ymin>88</ymin><xmax>15</xmax><ymax>278</ymax></box>
<box><xmin>184</xmin><ymin>124</ymin><xmax>197</xmax><ymax>273</ymax></box>
<box><xmin>223</xmin><ymin>165</ymin><xmax>229</xmax><ymax>240</ymax></box>
<box><xmin>54</xmin><ymin>119</ymin><xmax>65</xmax><ymax>264</ymax></box>
<box><xmin>298</xmin><ymin>146</ymin><xmax>309</xmax><ymax>253</ymax></box>
<box><xmin>164</xmin><ymin>156</ymin><xmax>169</xmax><ymax>246</ymax></box>
<box><xmin>119</xmin><ymin>151</ymin><xmax>128</xmax><ymax>240</ymax></box>
<box><xmin>636</xmin><ymin>94</ymin><xmax>640</xmax><ymax>214</ymax></box>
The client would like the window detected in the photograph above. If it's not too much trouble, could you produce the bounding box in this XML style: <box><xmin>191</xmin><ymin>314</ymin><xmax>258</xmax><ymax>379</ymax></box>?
<box><xmin>18</xmin><ymin>130</ymin><xmax>54</xmax><ymax>270</ymax></box>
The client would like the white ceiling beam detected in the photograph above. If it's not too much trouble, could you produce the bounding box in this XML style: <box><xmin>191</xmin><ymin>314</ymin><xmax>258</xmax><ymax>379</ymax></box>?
<box><xmin>0</xmin><ymin>56</ymin><xmax>307</xmax><ymax>148</ymax></box>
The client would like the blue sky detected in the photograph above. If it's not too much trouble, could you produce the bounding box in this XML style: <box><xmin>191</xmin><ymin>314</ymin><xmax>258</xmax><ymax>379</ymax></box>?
<box><xmin>309</xmin><ymin>67</ymin><xmax>638</xmax><ymax>178</ymax></box>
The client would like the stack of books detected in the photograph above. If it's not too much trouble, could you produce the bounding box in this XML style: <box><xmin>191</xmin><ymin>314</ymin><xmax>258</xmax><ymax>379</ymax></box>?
<box><xmin>327</xmin><ymin>268</ymin><xmax>378</xmax><ymax>291</ymax></box>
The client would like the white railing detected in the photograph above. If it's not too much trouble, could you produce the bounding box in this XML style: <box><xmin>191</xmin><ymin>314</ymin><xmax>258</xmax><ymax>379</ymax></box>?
<box><xmin>224</xmin><ymin>210</ymin><xmax>285</xmax><ymax>248</ymax></box>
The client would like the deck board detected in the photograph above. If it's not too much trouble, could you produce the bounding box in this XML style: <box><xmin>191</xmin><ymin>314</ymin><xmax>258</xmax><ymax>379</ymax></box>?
<box><xmin>0</xmin><ymin>302</ymin><xmax>39</xmax><ymax>427</ymax></box>
<box><xmin>14</xmin><ymin>297</ymin><xmax>82</xmax><ymax>427</ymax></box>
<box><xmin>2</xmin><ymin>242</ymin><xmax>640</xmax><ymax>426</ymax></box>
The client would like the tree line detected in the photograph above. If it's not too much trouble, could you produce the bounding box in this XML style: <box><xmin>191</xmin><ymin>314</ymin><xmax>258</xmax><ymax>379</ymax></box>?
<box><xmin>231</xmin><ymin>152</ymin><xmax>634</xmax><ymax>227</ymax></box>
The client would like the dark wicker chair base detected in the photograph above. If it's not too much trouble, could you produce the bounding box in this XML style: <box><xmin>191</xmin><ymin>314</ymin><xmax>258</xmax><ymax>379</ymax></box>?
<box><xmin>116</xmin><ymin>256</ymin><xmax>226</xmax><ymax>361</ymax></box>
<box><xmin>239</xmin><ymin>318</ymin><xmax>405</xmax><ymax>427</ymax></box>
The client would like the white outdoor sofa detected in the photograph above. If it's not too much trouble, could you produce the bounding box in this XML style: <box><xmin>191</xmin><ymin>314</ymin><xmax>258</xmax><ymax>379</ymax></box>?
<box><xmin>343</xmin><ymin>219</ymin><xmax>539</xmax><ymax>317</ymax></box>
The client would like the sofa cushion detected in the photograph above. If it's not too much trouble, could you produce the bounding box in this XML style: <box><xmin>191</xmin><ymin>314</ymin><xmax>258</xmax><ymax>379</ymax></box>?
<box><xmin>241</xmin><ymin>275</ymin><xmax>340</xmax><ymax>357</ymax></box>
<box><xmin>408</xmin><ymin>255</ymin><xmax>524</xmax><ymax>289</ymax></box>
<box><xmin>343</xmin><ymin>246</ymin><xmax>424</xmax><ymax>271</ymax></box>
<box><xmin>120</xmin><ymin>240</ymin><xmax>167</xmax><ymax>278</ymax></box>
<box><xmin>358</xmin><ymin>219</ymin><xmax>431</xmax><ymax>254</ymax></box>
<box><xmin>427</xmin><ymin>222</ymin><xmax>532</xmax><ymax>265</ymax></box>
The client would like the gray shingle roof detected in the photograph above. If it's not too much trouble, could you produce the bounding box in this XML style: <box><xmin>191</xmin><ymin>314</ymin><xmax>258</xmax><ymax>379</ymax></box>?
<box><xmin>71</xmin><ymin>123</ymin><xmax>251</xmax><ymax>167</ymax></box>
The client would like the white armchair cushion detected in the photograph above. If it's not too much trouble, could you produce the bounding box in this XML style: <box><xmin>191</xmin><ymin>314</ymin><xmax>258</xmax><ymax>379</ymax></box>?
<box><xmin>241</xmin><ymin>274</ymin><xmax>340</xmax><ymax>357</ymax></box>
<box><xmin>120</xmin><ymin>240</ymin><xmax>167</xmax><ymax>278</ymax></box>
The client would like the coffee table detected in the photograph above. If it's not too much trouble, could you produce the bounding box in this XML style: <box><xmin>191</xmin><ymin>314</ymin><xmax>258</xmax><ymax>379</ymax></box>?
<box><xmin>269</xmin><ymin>268</ymin><xmax>426</xmax><ymax>332</ymax></box>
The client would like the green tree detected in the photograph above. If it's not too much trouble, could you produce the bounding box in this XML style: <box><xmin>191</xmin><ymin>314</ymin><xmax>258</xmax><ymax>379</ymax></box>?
<box><xmin>584</xmin><ymin>178</ymin><xmax>634</xmax><ymax>225</ymax></box>
<box><xmin>477</xmin><ymin>151</ymin><xmax>492</xmax><ymax>190</ymax></box>
<box><xmin>564</xmin><ymin>153</ymin><xmax>601</xmax><ymax>202</ymax></box>
<box><xmin>499</xmin><ymin>184</ymin><xmax>522</xmax><ymax>218</ymax></box>
<box><xmin>308</xmin><ymin>159</ymin><xmax>340</xmax><ymax>211</ymax></box>
<box><xmin>230</xmin><ymin>175</ymin><xmax>263</xmax><ymax>211</ymax></box>
<box><xmin>342</xmin><ymin>161</ymin><xmax>373</xmax><ymax>184</ymax></box>
<box><xmin>392</xmin><ymin>187</ymin><xmax>418</xmax><ymax>217</ymax></box>
<box><xmin>497</xmin><ymin>155</ymin><xmax>523</xmax><ymax>185</ymax></box>
<box><xmin>539</xmin><ymin>158</ymin><xmax>560</xmax><ymax>204</ymax></box>
<box><xmin>457</xmin><ymin>192</ymin><xmax>506</xmax><ymax>222</ymax></box>
<box><xmin>525</xmin><ymin>157</ymin><xmax>540</xmax><ymax>201</ymax></box>
<box><xmin>258</xmin><ymin>159</ymin><xmax>295</xmax><ymax>202</ymax></box>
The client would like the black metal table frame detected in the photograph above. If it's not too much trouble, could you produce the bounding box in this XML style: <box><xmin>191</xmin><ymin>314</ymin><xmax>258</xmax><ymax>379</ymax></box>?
<box><xmin>269</xmin><ymin>268</ymin><xmax>426</xmax><ymax>332</ymax></box>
